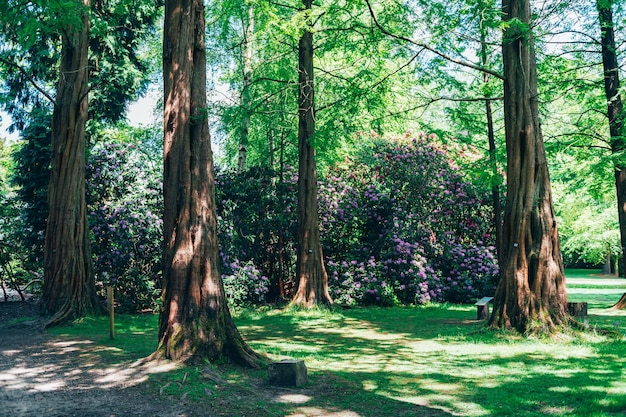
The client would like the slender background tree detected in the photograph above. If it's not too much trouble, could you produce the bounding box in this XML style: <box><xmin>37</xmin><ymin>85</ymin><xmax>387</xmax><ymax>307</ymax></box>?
<box><xmin>597</xmin><ymin>0</ymin><xmax>626</xmax><ymax>276</ymax></box>
<box><xmin>291</xmin><ymin>0</ymin><xmax>333</xmax><ymax>307</ymax></box>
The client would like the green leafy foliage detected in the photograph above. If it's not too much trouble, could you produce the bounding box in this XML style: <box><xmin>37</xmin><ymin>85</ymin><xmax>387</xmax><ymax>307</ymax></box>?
<box><xmin>88</xmin><ymin>0</ymin><xmax>161</xmax><ymax>123</ymax></box>
<box><xmin>216</xmin><ymin>134</ymin><xmax>498</xmax><ymax>307</ymax></box>
<box><xmin>0</xmin><ymin>134</ymin><xmax>43</xmax><ymax>299</ymax></box>
<box><xmin>10</xmin><ymin>107</ymin><xmax>51</xmax><ymax>270</ymax></box>
<box><xmin>207</xmin><ymin>0</ymin><xmax>425</xmax><ymax>172</ymax></box>
<box><xmin>86</xmin><ymin>126</ymin><xmax>163</xmax><ymax>312</ymax></box>
<box><xmin>216</xmin><ymin>166</ymin><xmax>298</xmax><ymax>302</ymax></box>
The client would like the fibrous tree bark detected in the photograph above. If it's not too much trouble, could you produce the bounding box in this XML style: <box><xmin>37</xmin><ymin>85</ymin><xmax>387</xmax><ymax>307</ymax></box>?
<box><xmin>155</xmin><ymin>0</ymin><xmax>261</xmax><ymax>366</ymax></box>
<box><xmin>597</xmin><ymin>0</ymin><xmax>626</xmax><ymax>277</ymax></box>
<box><xmin>42</xmin><ymin>0</ymin><xmax>100</xmax><ymax>326</ymax></box>
<box><xmin>489</xmin><ymin>0</ymin><xmax>568</xmax><ymax>333</ymax></box>
<box><xmin>291</xmin><ymin>0</ymin><xmax>333</xmax><ymax>307</ymax></box>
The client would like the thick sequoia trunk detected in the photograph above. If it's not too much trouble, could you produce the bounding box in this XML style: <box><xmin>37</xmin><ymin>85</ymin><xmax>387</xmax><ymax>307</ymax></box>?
<box><xmin>291</xmin><ymin>0</ymin><xmax>332</xmax><ymax>307</ymax></box>
<box><xmin>42</xmin><ymin>0</ymin><xmax>100</xmax><ymax>326</ymax></box>
<box><xmin>489</xmin><ymin>0</ymin><xmax>568</xmax><ymax>333</ymax></box>
<box><xmin>597</xmin><ymin>0</ymin><xmax>626</xmax><ymax>277</ymax></box>
<box><xmin>155</xmin><ymin>0</ymin><xmax>261</xmax><ymax>366</ymax></box>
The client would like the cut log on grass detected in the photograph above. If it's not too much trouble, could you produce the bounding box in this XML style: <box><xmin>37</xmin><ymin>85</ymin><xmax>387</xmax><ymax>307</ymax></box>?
<box><xmin>611</xmin><ymin>293</ymin><xmax>626</xmax><ymax>310</ymax></box>
<box><xmin>268</xmin><ymin>360</ymin><xmax>308</xmax><ymax>387</ymax></box>
<box><xmin>567</xmin><ymin>302</ymin><xmax>588</xmax><ymax>317</ymax></box>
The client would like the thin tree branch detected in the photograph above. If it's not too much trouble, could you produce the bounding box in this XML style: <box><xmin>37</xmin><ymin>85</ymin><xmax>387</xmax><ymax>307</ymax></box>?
<box><xmin>0</xmin><ymin>56</ymin><xmax>57</xmax><ymax>105</ymax></box>
<box><xmin>364</xmin><ymin>0</ymin><xmax>505</xmax><ymax>81</ymax></box>
<box><xmin>368</xmin><ymin>93</ymin><xmax>504</xmax><ymax>124</ymax></box>
<box><xmin>316</xmin><ymin>51</ymin><xmax>424</xmax><ymax>112</ymax></box>
<box><xmin>266</xmin><ymin>0</ymin><xmax>299</xmax><ymax>10</ymax></box>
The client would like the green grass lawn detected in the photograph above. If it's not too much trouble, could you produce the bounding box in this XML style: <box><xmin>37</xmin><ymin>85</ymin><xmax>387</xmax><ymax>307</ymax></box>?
<box><xmin>566</xmin><ymin>268</ymin><xmax>626</xmax><ymax>309</ymax></box>
<box><xmin>48</xmin><ymin>269</ymin><xmax>626</xmax><ymax>417</ymax></box>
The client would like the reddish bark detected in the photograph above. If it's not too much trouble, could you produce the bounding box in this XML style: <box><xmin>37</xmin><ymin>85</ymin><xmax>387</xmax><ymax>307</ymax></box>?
<box><xmin>611</xmin><ymin>293</ymin><xmax>626</xmax><ymax>310</ymax></box>
<box><xmin>155</xmin><ymin>0</ymin><xmax>261</xmax><ymax>366</ymax></box>
<box><xmin>489</xmin><ymin>0</ymin><xmax>568</xmax><ymax>333</ymax></box>
<box><xmin>291</xmin><ymin>0</ymin><xmax>333</xmax><ymax>307</ymax></box>
<box><xmin>42</xmin><ymin>0</ymin><xmax>100</xmax><ymax>327</ymax></box>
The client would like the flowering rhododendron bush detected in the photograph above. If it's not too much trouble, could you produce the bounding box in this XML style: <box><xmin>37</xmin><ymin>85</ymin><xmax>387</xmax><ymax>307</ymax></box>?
<box><xmin>320</xmin><ymin>134</ymin><xmax>499</xmax><ymax>305</ymax></box>
<box><xmin>87</xmin><ymin>142</ymin><xmax>163</xmax><ymax>312</ymax></box>
<box><xmin>216</xmin><ymin>134</ymin><xmax>499</xmax><ymax>307</ymax></box>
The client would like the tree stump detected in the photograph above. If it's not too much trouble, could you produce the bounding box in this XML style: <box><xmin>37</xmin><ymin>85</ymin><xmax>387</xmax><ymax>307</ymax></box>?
<box><xmin>611</xmin><ymin>293</ymin><xmax>626</xmax><ymax>310</ymax></box>
<box><xmin>268</xmin><ymin>360</ymin><xmax>307</xmax><ymax>387</ymax></box>
<box><xmin>567</xmin><ymin>302</ymin><xmax>588</xmax><ymax>317</ymax></box>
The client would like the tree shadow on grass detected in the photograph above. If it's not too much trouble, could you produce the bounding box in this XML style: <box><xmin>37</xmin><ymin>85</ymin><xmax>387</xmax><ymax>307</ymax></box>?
<box><xmin>3</xmin><ymin>302</ymin><xmax>626</xmax><ymax>417</ymax></box>
<box><xmin>0</xmin><ymin>327</ymin><xmax>188</xmax><ymax>417</ymax></box>
<box><xmin>237</xmin><ymin>305</ymin><xmax>626</xmax><ymax>416</ymax></box>
<box><xmin>0</xmin><ymin>303</ymin><xmax>188</xmax><ymax>417</ymax></box>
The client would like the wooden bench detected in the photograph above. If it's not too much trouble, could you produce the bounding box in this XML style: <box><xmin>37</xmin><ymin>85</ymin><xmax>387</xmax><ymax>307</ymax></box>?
<box><xmin>475</xmin><ymin>296</ymin><xmax>494</xmax><ymax>320</ymax></box>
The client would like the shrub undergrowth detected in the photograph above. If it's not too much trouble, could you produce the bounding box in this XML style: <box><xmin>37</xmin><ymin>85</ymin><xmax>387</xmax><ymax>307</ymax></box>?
<box><xmin>82</xmin><ymin>132</ymin><xmax>498</xmax><ymax>310</ymax></box>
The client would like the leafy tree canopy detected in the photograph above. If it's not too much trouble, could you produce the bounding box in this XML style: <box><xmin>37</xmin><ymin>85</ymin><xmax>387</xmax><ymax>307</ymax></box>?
<box><xmin>0</xmin><ymin>0</ymin><xmax>160</xmax><ymax>129</ymax></box>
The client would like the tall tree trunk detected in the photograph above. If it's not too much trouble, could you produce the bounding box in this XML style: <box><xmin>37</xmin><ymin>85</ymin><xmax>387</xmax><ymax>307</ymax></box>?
<box><xmin>478</xmin><ymin>3</ymin><xmax>503</xmax><ymax>264</ymax></box>
<box><xmin>489</xmin><ymin>0</ymin><xmax>568</xmax><ymax>333</ymax></box>
<box><xmin>291</xmin><ymin>0</ymin><xmax>332</xmax><ymax>307</ymax></box>
<box><xmin>597</xmin><ymin>0</ymin><xmax>626</xmax><ymax>277</ymax></box>
<box><xmin>237</xmin><ymin>4</ymin><xmax>254</xmax><ymax>173</ymax></box>
<box><xmin>42</xmin><ymin>0</ymin><xmax>100</xmax><ymax>327</ymax></box>
<box><xmin>155</xmin><ymin>0</ymin><xmax>261</xmax><ymax>367</ymax></box>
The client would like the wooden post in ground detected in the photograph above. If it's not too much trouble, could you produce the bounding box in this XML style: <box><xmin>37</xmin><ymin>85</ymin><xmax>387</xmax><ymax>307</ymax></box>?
<box><xmin>107</xmin><ymin>286</ymin><xmax>114</xmax><ymax>339</ymax></box>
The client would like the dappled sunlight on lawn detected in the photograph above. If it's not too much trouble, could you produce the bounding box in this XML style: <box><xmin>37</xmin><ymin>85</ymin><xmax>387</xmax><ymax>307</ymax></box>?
<box><xmin>0</xmin><ymin>337</ymin><xmax>177</xmax><ymax>394</ymax></box>
<box><xmin>589</xmin><ymin>307</ymin><xmax>626</xmax><ymax>316</ymax></box>
<box><xmin>239</xmin><ymin>305</ymin><xmax>626</xmax><ymax>417</ymax></box>
<box><xmin>273</xmin><ymin>394</ymin><xmax>372</xmax><ymax>417</ymax></box>
<box><xmin>285</xmin><ymin>406</ymin><xmax>362</xmax><ymax>417</ymax></box>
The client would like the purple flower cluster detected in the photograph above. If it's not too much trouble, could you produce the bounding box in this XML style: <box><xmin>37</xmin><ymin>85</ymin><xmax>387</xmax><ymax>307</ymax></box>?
<box><xmin>212</xmin><ymin>134</ymin><xmax>499</xmax><ymax>308</ymax></box>
<box><xmin>429</xmin><ymin>234</ymin><xmax>498</xmax><ymax>302</ymax></box>
<box><xmin>320</xmin><ymin>135</ymin><xmax>499</xmax><ymax>306</ymax></box>
<box><xmin>220</xmin><ymin>255</ymin><xmax>271</xmax><ymax>308</ymax></box>
<box><xmin>87</xmin><ymin>141</ymin><xmax>163</xmax><ymax>312</ymax></box>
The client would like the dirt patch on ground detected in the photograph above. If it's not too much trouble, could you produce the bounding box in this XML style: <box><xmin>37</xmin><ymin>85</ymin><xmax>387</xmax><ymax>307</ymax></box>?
<box><xmin>0</xmin><ymin>301</ymin><xmax>200</xmax><ymax>417</ymax></box>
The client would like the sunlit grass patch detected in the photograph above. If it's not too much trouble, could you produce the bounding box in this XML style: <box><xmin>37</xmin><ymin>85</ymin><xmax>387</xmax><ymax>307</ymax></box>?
<box><xmin>47</xmin><ymin>313</ymin><xmax>159</xmax><ymax>359</ymax></box>
<box><xmin>45</xmin><ymin>276</ymin><xmax>626</xmax><ymax>417</ymax></box>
